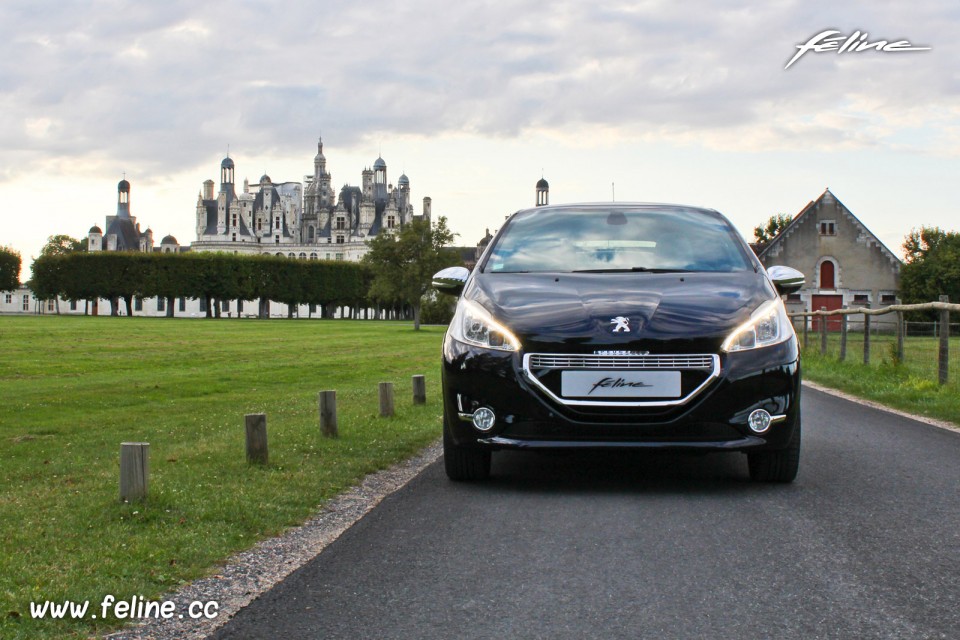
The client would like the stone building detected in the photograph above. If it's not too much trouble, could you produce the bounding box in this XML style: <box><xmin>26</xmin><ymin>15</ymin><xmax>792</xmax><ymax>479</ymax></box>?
<box><xmin>757</xmin><ymin>188</ymin><xmax>902</xmax><ymax>329</ymax></box>
<box><xmin>191</xmin><ymin>137</ymin><xmax>432</xmax><ymax>261</ymax></box>
<box><xmin>88</xmin><ymin>178</ymin><xmax>181</xmax><ymax>254</ymax></box>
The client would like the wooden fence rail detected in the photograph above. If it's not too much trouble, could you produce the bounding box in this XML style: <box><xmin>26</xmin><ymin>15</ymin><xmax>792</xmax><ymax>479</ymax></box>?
<box><xmin>789</xmin><ymin>298</ymin><xmax>953</xmax><ymax>385</ymax></box>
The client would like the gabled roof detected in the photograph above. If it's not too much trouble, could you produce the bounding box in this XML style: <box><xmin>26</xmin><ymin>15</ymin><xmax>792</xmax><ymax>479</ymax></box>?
<box><xmin>757</xmin><ymin>188</ymin><xmax>902</xmax><ymax>270</ymax></box>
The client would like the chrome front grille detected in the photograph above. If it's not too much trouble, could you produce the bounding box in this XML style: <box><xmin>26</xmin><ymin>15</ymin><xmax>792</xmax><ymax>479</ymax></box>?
<box><xmin>521</xmin><ymin>352</ymin><xmax>721</xmax><ymax>408</ymax></box>
<box><xmin>528</xmin><ymin>354</ymin><xmax>714</xmax><ymax>370</ymax></box>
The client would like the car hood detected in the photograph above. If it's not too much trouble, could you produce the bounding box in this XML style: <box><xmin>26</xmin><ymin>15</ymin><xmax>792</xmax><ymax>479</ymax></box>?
<box><xmin>464</xmin><ymin>271</ymin><xmax>777</xmax><ymax>353</ymax></box>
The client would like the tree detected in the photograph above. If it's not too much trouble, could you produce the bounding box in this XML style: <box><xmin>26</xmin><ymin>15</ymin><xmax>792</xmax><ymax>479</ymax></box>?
<box><xmin>40</xmin><ymin>234</ymin><xmax>85</xmax><ymax>257</ymax></box>
<box><xmin>753</xmin><ymin>213</ymin><xmax>793</xmax><ymax>246</ymax></box>
<box><xmin>363</xmin><ymin>216</ymin><xmax>459</xmax><ymax>330</ymax></box>
<box><xmin>0</xmin><ymin>246</ymin><xmax>21</xmax><ymax>292</ymax></box>
<box><xmin>900</xmin><ymin>226</ymin><xmax>960</xmax><ymax>310</ymax></box>
<box><xmin>33</xmin><ymin>236</ymin><xmax>86</xmax><ymax>313</ymax></box>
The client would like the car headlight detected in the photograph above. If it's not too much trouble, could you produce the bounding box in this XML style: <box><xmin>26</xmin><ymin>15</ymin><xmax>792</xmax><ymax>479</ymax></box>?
<box><xmin>449</xmin><ymin>300</ymin><xmax>521</xmax><ymax>351</ymax></box>
<box><xmin>722</xmin><ymin>298</ymin><xmax>792</xmax><ymax>352</ymax></box>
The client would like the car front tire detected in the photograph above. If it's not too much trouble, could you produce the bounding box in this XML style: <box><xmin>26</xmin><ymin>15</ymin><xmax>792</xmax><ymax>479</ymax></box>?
<box><xmin>443</xmin><ymin>421</ymin><xmax>491</xmax><ymax>481</ymax></box>
<box><xmin>747</xmin><ymin>417</ymin><xmax>801</xmax><ymax>483</ymax></box>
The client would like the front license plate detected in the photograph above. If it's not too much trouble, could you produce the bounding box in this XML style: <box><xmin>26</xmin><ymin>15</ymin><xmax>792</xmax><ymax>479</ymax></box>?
<box><xmin>560</xmin><ymin>370</ymin><xmax>681</xmax><ymax>398</ymax></box>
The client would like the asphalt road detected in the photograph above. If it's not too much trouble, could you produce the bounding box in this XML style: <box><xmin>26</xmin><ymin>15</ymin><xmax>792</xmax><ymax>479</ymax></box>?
<box><xmin>209</xmin><ymin>387</ymin><xmax>960</xmax><ymax>639</ymax></box>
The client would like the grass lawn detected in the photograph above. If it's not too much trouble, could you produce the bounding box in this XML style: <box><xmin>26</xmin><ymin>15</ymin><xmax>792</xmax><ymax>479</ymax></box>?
<box><xmin>0</xmin><ymin>315</ymin><xmax>446</xmax><ymax>640</ymax></box>
<box><xmin>799</xmin><ymin>331</ymin><xmax>960</xmax><ymax>426</ymax></box>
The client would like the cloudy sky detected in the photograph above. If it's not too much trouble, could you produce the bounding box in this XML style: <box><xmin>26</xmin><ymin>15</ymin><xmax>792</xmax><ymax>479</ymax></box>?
<box><xmin>1</xmin><ymin>0</ymin><xmax>957</xmax><ymax>278</ymax></box>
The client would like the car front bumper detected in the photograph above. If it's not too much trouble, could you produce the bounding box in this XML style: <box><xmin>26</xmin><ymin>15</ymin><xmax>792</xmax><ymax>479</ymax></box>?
<box><xmin>441</xmin><ymin>335</ymin><xmax>801</xmax><ymax>453</ymax></box>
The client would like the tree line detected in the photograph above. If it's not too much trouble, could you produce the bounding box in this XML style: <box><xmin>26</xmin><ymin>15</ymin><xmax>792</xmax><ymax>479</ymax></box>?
<box><xmin>30</xmin><ymin>251</ymin><xmax>372</xmax><ymax>318</ymax></box>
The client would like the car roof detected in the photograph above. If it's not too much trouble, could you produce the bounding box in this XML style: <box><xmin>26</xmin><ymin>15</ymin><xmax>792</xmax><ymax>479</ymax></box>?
<box><xmin>509</xmin><ymin>202</ymin><xmax>723</xmax><ymax>218</ymax></box>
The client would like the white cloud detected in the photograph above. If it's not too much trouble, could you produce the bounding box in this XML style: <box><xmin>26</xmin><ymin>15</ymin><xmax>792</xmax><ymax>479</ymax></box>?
<box><xmin>0</xmin><ymin>0</ymin><xmax>957</xmax><ymax>272</ymax></box>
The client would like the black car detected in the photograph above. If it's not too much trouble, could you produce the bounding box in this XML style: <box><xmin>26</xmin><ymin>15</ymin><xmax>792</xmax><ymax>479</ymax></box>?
<box><xmin>433</xmin><ymin>203</ymin><xmax>805</xmax><ymax>482</ymax></box>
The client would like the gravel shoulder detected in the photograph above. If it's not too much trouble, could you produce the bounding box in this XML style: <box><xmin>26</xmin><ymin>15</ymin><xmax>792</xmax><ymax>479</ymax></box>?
<box><xmin>104</xmin><ymin>442</ymin><xmax>441</xmax><ymax>640</ymax></box>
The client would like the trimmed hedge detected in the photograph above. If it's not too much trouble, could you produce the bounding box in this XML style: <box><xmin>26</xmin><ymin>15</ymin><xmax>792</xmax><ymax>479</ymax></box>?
<box><xmin>0</xmin><ymin>247</ymin><xmax>20</xmax><ymax>292</ymax></box>
<box><xmin>31</xmin><ymin>252</ymin><xmax>372</xmax><ymax>317</ymax></box>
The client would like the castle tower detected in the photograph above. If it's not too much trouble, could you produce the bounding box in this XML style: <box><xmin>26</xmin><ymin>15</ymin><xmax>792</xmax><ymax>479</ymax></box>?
<box><xmin>373</xmin><ymin>156</ymin><xmax>387</xmax><ymax>202</ymax></box>
<box><xmin>422</xmin><ymin>196</ymin><xmax>432</xmax><ymax>223</ymax></box>
<box><xmin>362</xmin><ymin>168</ymin><xmax>374</xmax><ymax>202</ymax></box>
<box><xmin>217</xmin><ymin>157</ymin><xmax>235</xmax><ymax>235</ymax></box>
<box><xmin>117</xmin><ymin>178</ymin><xmax>131</xmax><ymax>217</ymax></box>
<box><xmin>397</xmin><ymin>173</ymin><xmax>410</xmax><ymax>221</ymax></box>
<box><xmin>536</xmin><ymin>177</ymin><xmax>549</xmax><ymax>207</ymax></box>
<box><xmin>316</xmin><ymin>137</ymin><xmax>332</xmax><ymax>207</ymax></box>
<box><xmin>220</xmin><ymin>156</ymin><xmax>235</xmax><ymax>191</ymax></box>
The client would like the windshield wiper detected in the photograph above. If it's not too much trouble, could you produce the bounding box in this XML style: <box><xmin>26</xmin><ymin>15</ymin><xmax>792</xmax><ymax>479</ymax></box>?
<box><xmin>571</xmin><ymin>267</ymin><xmax>695</xmax><ymax>274</ymax></box>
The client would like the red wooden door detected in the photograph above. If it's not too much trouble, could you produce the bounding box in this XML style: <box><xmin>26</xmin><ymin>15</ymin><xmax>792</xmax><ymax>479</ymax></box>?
<box><xmin>811</xmin><ymin>294</ymin><xmax>843</xmax><ymax>331</ymax></box>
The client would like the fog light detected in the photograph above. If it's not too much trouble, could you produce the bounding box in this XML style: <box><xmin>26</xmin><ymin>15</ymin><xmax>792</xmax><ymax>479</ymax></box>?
<box><xmin>748</xmin><ymin>409</ymin><xmax>773</xmax><ymax>434</ymax></box>
<box><xmin>472</xmin><ymin>407</ymin><xmax>496</xmax><ymax>432</ymax></box>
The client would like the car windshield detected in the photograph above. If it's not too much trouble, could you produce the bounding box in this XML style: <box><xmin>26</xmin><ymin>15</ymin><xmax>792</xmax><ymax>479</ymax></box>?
<box><xmin>484</xmin><ymin>207</ymin><xmax>753</xmax><ymax>274</ymax></box>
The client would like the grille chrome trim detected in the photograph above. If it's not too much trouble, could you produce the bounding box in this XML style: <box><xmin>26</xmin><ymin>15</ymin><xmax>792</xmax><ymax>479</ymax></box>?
<box><xmin>522</xmin><ymin>353</ymin><xmax>721</xmax><ymax>408</ymax></box>
<box><xmin>529</xmin><ymin>354</ymin><xmax>714</xmax><ymax>370</ymax></box>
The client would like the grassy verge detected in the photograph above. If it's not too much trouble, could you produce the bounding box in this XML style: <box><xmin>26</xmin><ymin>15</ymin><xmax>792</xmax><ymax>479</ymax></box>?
<box><xmin>0</xmin><ymin>316</ymin><xmax>446</xmax><ymax>640</ymax></box>
<box><xmin>800</xmin><ymin>332</ymin><xmax>960</xmax><ymax>426</ymax></box>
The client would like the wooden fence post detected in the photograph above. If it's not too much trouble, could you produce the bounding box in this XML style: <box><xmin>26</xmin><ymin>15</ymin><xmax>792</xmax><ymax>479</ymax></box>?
<box><xmin>245</xmin><ymin>414</ymin><xmax>268</xmax><ymax>464</ymax></box>
<box><xmin>820</xmin><ymin>306</ymin><xmax>828</xmax><ymax>355</ymax></box>
<box><xmin>896</xmin><ymin>311</ymin><xmax>905</xmax><ymax>363</ymax></box>
<box><xmin>802</xmin><ymin>314</ymin><xmax>808</xmax><ymax>351</ymax></box>
<box><xmin>863</xmin><ymin>305</ymin><xmax>871</xmax><ymax>365</ymax></box>
<box><xmin>839</xmin><ymin>313</ymin><xmax>848</xmax><ymax>362</ymax></box>
<box><xmin>939</xmin><ymin>295</ymin><xmax>950</xmax><ymax>385</ymax></box>
<box><xmin>318</xmin><ymin>391</ymin><xmax>338</xmax><ymax>438</ymax></box>
<box><xmin>379</xmin><ymin>382</ymin><xmax>395</xmax><ymax>417</ymax></box>
<box><xmin>412</xmin><ymin>375</ymin><xmax>427</xmax><ymax>405</ymax></box>
<box><xmin>120</xmin><ymin>442</ymin><xmax>149</xmax><ymax>502</ymax></box>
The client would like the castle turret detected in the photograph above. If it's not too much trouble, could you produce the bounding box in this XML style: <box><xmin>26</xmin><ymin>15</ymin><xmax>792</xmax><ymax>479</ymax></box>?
<box><xmin>140</xmin><ymin>227</ymin><xmax>154</xmax><ymax>252</ymax></box>
<box><xmin>536</xmin><ymin>177</ymin><xmax>549</xmax><ymax>207</ymax></box>
<box><xmin>117</xmin><ymin>179</ymin><xmax>131</xmax><ymax>218</ymax></box>
<box><xmin>373</xmin><ymin>156</ymin><xmax>387</xmax><ymax>202</ymax></box>
<box><xmin>88</xmin><ymin>225</ymin><xmax>103</xmax><ymax>252</ymax></box>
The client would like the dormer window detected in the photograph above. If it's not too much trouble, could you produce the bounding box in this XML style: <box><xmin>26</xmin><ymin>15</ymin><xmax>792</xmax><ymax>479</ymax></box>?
<box><xmin>819</xmin><ymin>221</ymin><xmax>836</xmax><ymax>236</ymax></box>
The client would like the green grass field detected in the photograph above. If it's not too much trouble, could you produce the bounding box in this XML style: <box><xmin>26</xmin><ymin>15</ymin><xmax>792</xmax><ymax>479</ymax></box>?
<box><xmin>799</xmin><ymin>330</ymin><xmax>960</xmax><ymax>425</ymax></box>
<box><xmin>0</xmin><ymin>316</ymin><xmax>446</xmax><ymax>640</ymax></box>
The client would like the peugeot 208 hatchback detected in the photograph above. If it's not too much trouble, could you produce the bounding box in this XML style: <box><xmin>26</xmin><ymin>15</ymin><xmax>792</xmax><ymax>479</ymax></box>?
<box><xmin>434</xmin><ymin>203</ymin><xmax>805</xmax><ymax>483</ymax></box>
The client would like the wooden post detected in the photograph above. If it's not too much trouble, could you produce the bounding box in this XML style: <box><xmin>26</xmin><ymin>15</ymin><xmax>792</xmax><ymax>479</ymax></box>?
<box><xmin>119</xmin><ymin>442</ymin><xmax>149</xmax><ymax>502</ymax></box>
<box><xmin>245</xmin><ymin>414</ymin><xmax>268</xmax><ymax>464</ymax></box>
<box><xmin>819</xmin><ymin>306</ymin><xmax>828</xmax><ymax>355</ymax></box>
<box><xmin>863</xmin><ymin>306</ymin><xmax>871</xmax><ymax>365</ymax></box>
<box><xmin>378</xmin><ymin>382</ymin><xmax>395</xmax><ymax>417</ymax></box>
<box><xmin>839</xmin><ymin>313</ymin><xmax>848</xmax><ymax>362</ymax></box>
<box><xmin>896</xmin><ymin>311</ymin><xmax>905</xmax><ymax>363</ymax></box>
<box><xmin>412</xmin><ymin>375</ymin><xmax>426</xmax><ymax>405</ymax></box>
<box><xmin>802</xmin><ymin>314</ymin><xmax>808</xmax><ymax>351</ymax></box>
<box><xmin>939</xmin><ymin>295</ymin><xmax>950</xmax><ymax>385</ymax></box>
<box><xmin>318</xmin><ymin>391</ymin><xmax>338</xmax><ymax>438</ymax></box>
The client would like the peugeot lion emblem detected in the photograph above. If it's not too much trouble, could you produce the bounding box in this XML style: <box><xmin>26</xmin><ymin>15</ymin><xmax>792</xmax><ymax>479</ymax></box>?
<box><xmin>610</xmin><ymin>316</ymin><xmax>630</xmax><ymax>333</ymax></box>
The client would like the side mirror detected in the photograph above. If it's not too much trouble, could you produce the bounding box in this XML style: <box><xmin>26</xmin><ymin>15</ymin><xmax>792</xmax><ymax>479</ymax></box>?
<box><xmin>432</xmin><ymin>266</ymin><xmax>470</xmax><ymax>296</ymax></box>
<box><xmin>767</xmin><ymin>265</ymin><xmax>805</xmax><ymax>296</ymax></box>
